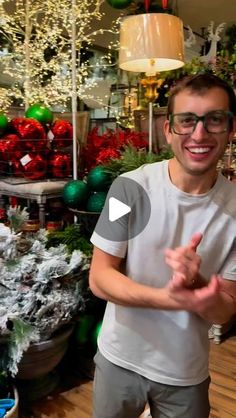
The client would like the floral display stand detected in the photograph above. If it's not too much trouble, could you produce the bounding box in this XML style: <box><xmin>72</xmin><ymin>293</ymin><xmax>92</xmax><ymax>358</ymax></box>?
<box><xmin>0</xmin><ymin>178</ymin><xmax>67</xmax><ymax>227</ymax></box>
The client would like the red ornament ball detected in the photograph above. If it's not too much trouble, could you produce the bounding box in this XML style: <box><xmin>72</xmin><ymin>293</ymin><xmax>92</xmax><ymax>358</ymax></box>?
<box><xmin>51</xmin><ymin>120</ymin><xmax>73</xmax><ymax>148</ymax></box>
<box><xmin>25</xmin><ymin>104</ymin><xmax>53</xmax><ymax>125</ymax></box>
<box><xmin>0</xmin><ymin>134</ymin><xmax>22</xmax><ymax>160</ymax></box>
<box><xmin>20</xmin><ymin>153</ymin><xmax>47</xmax><ymax>180</ymax></box>
<box><xmin>49</xmin><ymin>152</ymin><xmax>72</xmax><ymax>178</ymax></box>
<box><xmin>11</xmin><ymin>117</ymin><xmax>47</xmax><ymax>151</ymax></box>
<box><xmin>11</xmin><ymin>159</ymin><xmax>24</xmax><ymax>177</ymax></box>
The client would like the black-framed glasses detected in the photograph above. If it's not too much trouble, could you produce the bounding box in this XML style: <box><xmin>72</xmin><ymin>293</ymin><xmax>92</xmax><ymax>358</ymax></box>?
<box><xmin>169</xmin><ymin>110</ymin><xmax>234</xmax><ymax>135</ymax></box>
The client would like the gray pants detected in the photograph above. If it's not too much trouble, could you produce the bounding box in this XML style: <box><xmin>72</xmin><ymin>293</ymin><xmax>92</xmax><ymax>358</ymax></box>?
<box><xmin>93</xmin><ymin>351</ymin><xmax>210</xmax><ymax>418</ymax></box>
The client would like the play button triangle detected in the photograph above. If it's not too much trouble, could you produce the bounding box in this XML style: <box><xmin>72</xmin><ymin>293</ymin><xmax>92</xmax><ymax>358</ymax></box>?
<box><xmin>109</xmin><ymin>197</ymin><xmax>131</xmax><ymax>222</ymax></box>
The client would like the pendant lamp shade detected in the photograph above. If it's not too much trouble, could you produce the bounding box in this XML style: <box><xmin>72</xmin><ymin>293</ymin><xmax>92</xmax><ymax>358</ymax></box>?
<box><xmin>119</xmin><ymin>13</ymin><xmax>185</xmax><ymax>74</ymax></box>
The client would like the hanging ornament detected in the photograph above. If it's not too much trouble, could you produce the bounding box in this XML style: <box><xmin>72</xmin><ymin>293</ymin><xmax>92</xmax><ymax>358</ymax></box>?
<box><xmin>86</xmin><ymin>165</ymin><xmax>113</xmax><ymax>192</ymax></box>
<box><xmin>11</xmin><ymin>117</ymin><xmax>47</xmax><ymax>151</ymax></box>
<box><xmin>106</xmin><ymin>0</ymin><xmax>132</xmax><ymax>9</ymax></box>
<box><xmin>62</xmin><ymin>180</ymin><xmax>89</xmax><ymax>209</ymax></box>
<box><xmin>0</xmin><ymin>113</ymin><xmax>8</xmax><ymax>135</ymax></box>
<box><xmin>20</xmin><ymin>153</ymin><xmax>47</xmax><ymax>180</ymax></box>
<box><xmin>51</xmin><ymin>120</ymin><xmax>73</xmax><ymax>148</ymax></box>
<box><xmin>86</xmin><ymin>191</ymin><xmax>107</xmax><ymax>213</ymax></box>
<box><xmin>144</xmin><ymin>0</ymin><xmax>150</xmax><ymax>12</ymax></box>
<box><xmin>49</xmin><ymin>151</ymin><xmax>72</xmax><ymax>178</ymax></box>
<box><xmin>162</xmin><ymin>0</ymin><xmax>168</xmax><ymax>9</ymax></box>
<box><xmin>25</xmin><ymin>103</ymin><xmax>54</xmax><ymax>125</ymax></box>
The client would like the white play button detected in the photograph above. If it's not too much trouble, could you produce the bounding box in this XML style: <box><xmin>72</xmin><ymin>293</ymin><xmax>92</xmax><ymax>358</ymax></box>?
<box><xmin>109</xmin><ymin>197</ymin><xmax>131</xmax><ymax>222</ymax></box>
<box><xmin>94</xmin><ymin>176</ymin><xmax>151</xmax><ymax>242</ymax></box>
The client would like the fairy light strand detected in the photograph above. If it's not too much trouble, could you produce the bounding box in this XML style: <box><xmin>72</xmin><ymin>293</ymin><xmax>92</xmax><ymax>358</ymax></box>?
<box><xmin>0</xmin><ymin>0</ymin><xmax>120</xmax><ymax>111</ymax></box>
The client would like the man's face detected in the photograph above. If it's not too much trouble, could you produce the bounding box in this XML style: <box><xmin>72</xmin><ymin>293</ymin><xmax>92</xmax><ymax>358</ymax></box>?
<box><xmin>164</xmin><ymin>87</ymin><xmax>235</xmax><ymax>177</ymax></box>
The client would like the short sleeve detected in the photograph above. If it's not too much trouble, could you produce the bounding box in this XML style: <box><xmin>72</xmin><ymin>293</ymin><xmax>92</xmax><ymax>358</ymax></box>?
<box><xmin>219</xmin><ymin>240</ymin><xmax>236</xmax><ymax>281</ymax></box>
<box><xmin>90</xmin><ymin>231</ymin><xmax>127</xmax><ymax>258</ymax></box>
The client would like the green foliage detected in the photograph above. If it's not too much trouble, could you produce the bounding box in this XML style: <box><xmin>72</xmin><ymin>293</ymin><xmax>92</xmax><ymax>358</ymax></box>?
<box><xmin>7</xmin><ymin>206</ymin><xmax>29</xmax><ymax>233</ymax></box>
<box><xmin>224</xmin><ymin>24</ymin><xmax>236</xmax><ymax>54</ymax></box>
<box><xmin>104</xmin><ymin>145</ymin><xmax>173</xmax><ymax>178</ymax></box>
<box><xmin>46</xmin><ymin>224</ymin><xmax>93</xmax><ymax>257</ymax></box>
<box><xmin>156</xmin><ymin>44</ymin><xmax>236</xmax><ymax>107</ymax></box>
<box><xmin>6</xmin><ymin>318</ymin><xmax>39</xmax><ymax>377</ymax></box>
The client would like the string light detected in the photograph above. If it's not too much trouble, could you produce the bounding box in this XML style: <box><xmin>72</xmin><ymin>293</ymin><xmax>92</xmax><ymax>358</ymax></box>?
<box><xmin>0</xmin><ymin>0</ymin><xmax>120</xmax><ymax>111</ymax></box>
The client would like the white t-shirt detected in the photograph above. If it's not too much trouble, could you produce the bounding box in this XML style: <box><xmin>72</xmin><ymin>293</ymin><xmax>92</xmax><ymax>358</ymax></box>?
<box><xmin>91</xmin><ymin>160</ymin><xmax>236</xmax><ymax>386</ymax></box>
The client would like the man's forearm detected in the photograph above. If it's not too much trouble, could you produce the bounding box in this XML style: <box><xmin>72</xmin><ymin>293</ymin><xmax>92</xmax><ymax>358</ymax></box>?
<box><xmin>199</xmin><ymin>291</ymin><xmax>236</xmax><ymax>324</ymax></box>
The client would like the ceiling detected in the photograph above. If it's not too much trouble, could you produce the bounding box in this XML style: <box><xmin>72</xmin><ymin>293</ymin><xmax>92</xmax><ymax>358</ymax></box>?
<box><xmin>95</xmin><ymin>0</ymin><xmax>236</xmax><ymax>48</ymax></box>
<box><xmin>175</xmin><ymin>0</ymin><xmax>236</xmax><ymax>35</ymax></box>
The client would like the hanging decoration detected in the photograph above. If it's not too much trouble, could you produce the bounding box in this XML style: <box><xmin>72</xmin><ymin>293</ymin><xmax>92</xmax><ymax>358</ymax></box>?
<box><xmin>162</xmin><ymin>0</ymin><xmax>168</xmax><ymax>9</ymax></box>
<box><xmin>106</xmin><ymin>0</ymin><xmax>132</xmax><ymax>9</ymax></box>
<box><xmin>144</xmin><ymin>0</ymin><xmax>151</xmax><ymax>12</ymax></box>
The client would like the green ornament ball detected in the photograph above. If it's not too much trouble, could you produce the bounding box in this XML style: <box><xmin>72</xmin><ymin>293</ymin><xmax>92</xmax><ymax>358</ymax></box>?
<box><xmin>0</xmin><ymin>113</ymin><xmax>8</xmax><ymax>134</ymax></box>
<box><xmin>106</xmin><ymin>0</ymin><xmax>132</xmax><ymax>9</ymax></box>
<box><xmin>86</xmin><ymin>191</ymin><xmax>107</xmax><ymax>213</ymax></box>
<box><xmin>87</xmin><ymin>165</ymin><xmax>112</xmax><ymax>192</ymax></box>
<box><xmin>25</xmin><ymin>103</ymin><xmax>53</xmax><ymax>125</ymax></box>
<box><xmin>63</xmin><ymin>180</ymin><xmax>89</xmax><ymax>209</ymax></box>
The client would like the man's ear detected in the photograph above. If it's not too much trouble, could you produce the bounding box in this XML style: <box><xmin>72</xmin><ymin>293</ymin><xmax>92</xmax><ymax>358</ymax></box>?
<box><xmin>163</xmin><ymin>119</ymin><xmax>172</xmax><ymax>145</ymax></box>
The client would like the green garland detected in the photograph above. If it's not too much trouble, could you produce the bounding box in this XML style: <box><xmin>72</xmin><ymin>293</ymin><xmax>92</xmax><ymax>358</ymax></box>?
<box><xmin>104</xmin><ymin>145</ymin><xmax>173</xmax><ymax>179</ymax></box>
<box><xmin>46</xmin><ymin>224</ymin><xmax>93</xmax><ymax>257</ymax></box>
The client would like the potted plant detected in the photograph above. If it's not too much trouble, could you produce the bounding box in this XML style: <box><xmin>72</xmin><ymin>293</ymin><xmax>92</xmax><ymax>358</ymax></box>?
<box><xmin>0</xmin><ymin>206</ymin><xmax>91</xmax><ymax>383</ymax></box>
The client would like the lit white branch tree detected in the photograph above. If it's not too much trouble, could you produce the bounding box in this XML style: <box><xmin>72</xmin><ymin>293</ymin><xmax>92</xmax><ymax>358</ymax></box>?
<box><xmin>0</xmin><ymin>0</ymin><xmax>120</xmax><ymax>111</ymax></box>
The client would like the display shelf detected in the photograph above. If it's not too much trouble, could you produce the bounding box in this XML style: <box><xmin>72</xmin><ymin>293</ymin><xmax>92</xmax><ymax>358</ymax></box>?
<box><xmin>0</xmin><ymin>178</ymin><xmax>68</xmax><ymax>227</ymax></box>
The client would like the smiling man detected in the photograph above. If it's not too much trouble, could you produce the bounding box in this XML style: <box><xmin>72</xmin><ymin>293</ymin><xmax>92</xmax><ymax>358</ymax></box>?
<box><xmin>89</xmin><ymin>74</ymin><xmax>236</xmax><ymax>418</ymax></box>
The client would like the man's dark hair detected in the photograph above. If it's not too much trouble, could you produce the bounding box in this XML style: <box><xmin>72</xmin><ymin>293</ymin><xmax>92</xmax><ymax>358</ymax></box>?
<box><xmin>167</xmin><ymin>74</ymin><xmax>236</xmax><ymax>117</ymax></box>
